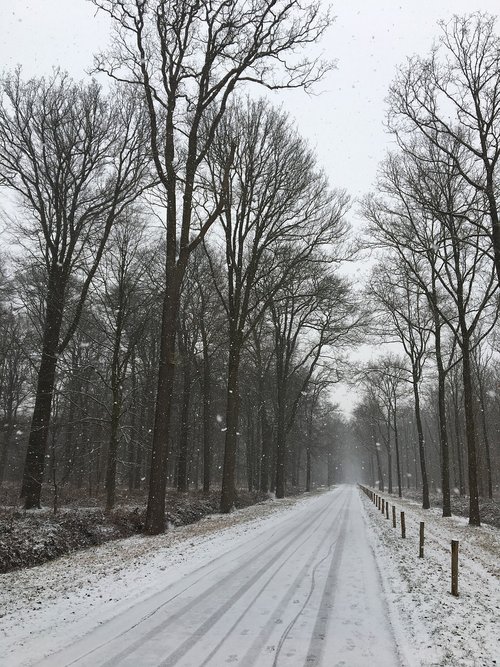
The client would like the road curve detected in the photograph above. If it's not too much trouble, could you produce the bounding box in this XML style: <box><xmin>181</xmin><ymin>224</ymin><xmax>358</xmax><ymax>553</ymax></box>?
<box><xmin>38</xmin><ymin>486</ymin><xmax>401</xmax><ymax>667</ymax></box>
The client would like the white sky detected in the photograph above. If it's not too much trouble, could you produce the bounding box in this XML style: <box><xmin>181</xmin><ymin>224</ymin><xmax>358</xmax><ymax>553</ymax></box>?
<box><xmin>1</xmin><ymin>0</ymin><xmax>500</xmax><ymax>414</ymax></box>
<box><xmin>2</xmin><ymin>0</ymin><xmax>499</xmax><ymax>199</ymax></box>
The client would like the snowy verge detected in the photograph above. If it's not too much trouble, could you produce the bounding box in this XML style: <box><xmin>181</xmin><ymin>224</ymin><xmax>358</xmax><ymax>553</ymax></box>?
<box><xmin>0</xmin><ymin>492</ymin><xmax>323</xmax><ymax>666</ymax></box>
<box><xmin>359</xmin><ymin>488</ymin><xmax>500</xmax><ymax>667</ymax></box>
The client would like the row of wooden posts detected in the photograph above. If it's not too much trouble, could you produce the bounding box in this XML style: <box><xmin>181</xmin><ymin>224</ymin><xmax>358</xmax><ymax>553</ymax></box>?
<box><xmin>358</xmin><ymin>485</ymin><xmax>459</xmax><ymax>597</ymax></box>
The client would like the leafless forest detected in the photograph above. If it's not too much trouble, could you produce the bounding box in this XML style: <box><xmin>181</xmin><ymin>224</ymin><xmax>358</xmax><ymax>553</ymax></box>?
<box><xmin>0</xmin><ymin>3</ymin><xmax>499</xmax><ymax>548</ymax></box>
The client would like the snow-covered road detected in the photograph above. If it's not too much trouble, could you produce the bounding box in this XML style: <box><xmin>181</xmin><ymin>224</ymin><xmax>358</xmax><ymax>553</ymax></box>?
<box><xmin>32</xmin><ymin>486</ymin><xmax>400</xmax><ymax>666</ymax></box>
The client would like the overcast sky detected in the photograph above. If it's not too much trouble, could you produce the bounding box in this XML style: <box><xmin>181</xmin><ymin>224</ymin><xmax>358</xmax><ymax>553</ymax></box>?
<box><xmin>1</xmin><ymin>0</ymin><xmax>500</xmax><ymax>413</ymax></box>
<box><xmin>3</xmin><ymin>1</ymin><xmax>499</xmax><ymax>197</ymax></box>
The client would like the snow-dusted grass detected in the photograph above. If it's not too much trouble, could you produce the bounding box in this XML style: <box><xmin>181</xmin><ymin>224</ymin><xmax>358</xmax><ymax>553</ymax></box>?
<box><xmin>0</xmin><ymin>490</ymin><xmax>268</xmax><ymax>573</ymax></box>
<box><xmin>360</xmin><ymin>488</ymin><xmax>500</xmax><ymax>666</ymax></box>
<box><xmin>0</xmin><ymin>493</ymin><xmax>316</xmax><ymax>666</ymax></box>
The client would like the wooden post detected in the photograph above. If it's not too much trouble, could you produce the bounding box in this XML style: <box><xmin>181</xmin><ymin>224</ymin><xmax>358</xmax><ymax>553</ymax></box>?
<box><xmin>419</xmin><ymin>522</ymin><xmax>424</xmax><ymax>558</ymax></box>
<box><xmin>451</xmin><ymin>540</ymin><xmax>459</xmax><ymax>597</ymax></box>
<box><xmin>381</xmin><ymin>498</ymin><xmax>385</xmax><ymax>514</ymax></box>
<box><xmin>392</xmin><ymin>505</ymin><xmax>396</xmax><ymax>528</ymax></box>
<box><xmin>401</xmin><ymin>511</ymin><xmax>406</xmax><ymax>538</ymax></box>
<box><xmin>385</xmin><ymin>502</ymin><xmax>389</xmax><ymax>519</ymax></box>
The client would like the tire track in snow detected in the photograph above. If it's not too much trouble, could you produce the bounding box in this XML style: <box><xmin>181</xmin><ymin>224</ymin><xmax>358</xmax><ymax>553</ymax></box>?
<box><xmin>207</xmin><ymin>493</ymin><xmax>351</xmax><ymax>667</ymax></box>
<box><xmin>98</xmin><ymin>491</ymin><xmax>342</xmax><ymax>666</ymax></box>
<box><xmin>156</xmin><ymin>492</ymin><xmax>348</xmax><ymax>667</ymax></box>
<box><xmin>48</xmin><ymin>493</ymin><xmax>335</xmax><ymax>667</ymax></box>
<box><xmin>271</xmin><ymin>504</ymin><xmax>349</xmax><ymax>667</ymax></box>
<box><xmin>303</xmin><ymin>509</ymin><xmax>348</xmax><ymax>666</ymax></box>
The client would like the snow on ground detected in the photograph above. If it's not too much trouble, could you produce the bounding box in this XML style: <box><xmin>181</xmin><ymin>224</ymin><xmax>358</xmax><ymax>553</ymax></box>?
<box><xmin>17</xmin><ymin>486</ymin><xmax>403</xmax><ymax>666</ymax></box>
<box><xmin>0</xmin><ymin>494</ymin><xmax>317</xmax><ymax>666</ymax></box>
<box><xmin>2</xmin><ymin>485</ymin><xmax>498</xmax><ymax>666</ymax></box>
<box><xmin>2</xmin><ymin>487</ymin><xmax>404</xmax><ymax>667</ymax></box>
<box><xmin>360</xmin><ymin>489</ymin><xmax>500</xmax><ymax>667</ymax></box>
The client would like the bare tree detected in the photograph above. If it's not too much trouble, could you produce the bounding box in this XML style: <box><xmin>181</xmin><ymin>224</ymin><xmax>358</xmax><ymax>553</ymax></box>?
<box><xmin>471</xmin><ymin>341</ymin><xmax>495</xmax><ymax>499</ymax></box>
<box><xmin>270</xmin><ymin>271</ymin><xmax>360</xmax><ymax>498</ymax></box>
<box><xmin>0</xmin><ymin>70</ymin><xmax>150</xmax><ymax>508</ymax></box>
<box><xmin>91</xmin><ymin>214</ymin><xmax>155</xmax><ymax>510</ymax></box>
<box><xmin>369</xmin><ymin>258</ymin><xmax>432</xmax><ymax>509</ymax></box>
<box><xmin>359</xmin><ymin>356</ymin><xmax>410</xmax><ymax>498</ymax></box>
<box><xmin>190</xmin><ymin>247</ymin><xmax>226</xmax><ymax>494</ymax></box>
<box><xmin>388</xmin><ymin>13</ymin><xmax>500</xmax><ymax>285</ymax></box>
<box><xmin>365</xmin><ymin>140</ymin><xmax>498</xmax><ymax>525</ymax></box>
<box><xmin>92</xmin><ymin>0</ymin><xmax>334</xmax><ymax>533</ymax></box>
<box><xmin>352</xmin><ymin>396</ymin><xmax>387</xmax><ymax>491</ymax></box>
<box><xmin>205</xmin><ymin>98</ymin><xmax>350</xmax><ymax>510</ymax></box>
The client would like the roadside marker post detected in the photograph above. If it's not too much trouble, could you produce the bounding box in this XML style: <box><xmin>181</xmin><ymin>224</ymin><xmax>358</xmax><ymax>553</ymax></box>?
<box><xmin>451</xmin><ymin>540</ymin><xmax>459</xmax><ymax>596</ymax></box>
<box><xmin>419</xmin><ymin>522</ymin><xmax>425</xmax><ymax>558</ymax></box>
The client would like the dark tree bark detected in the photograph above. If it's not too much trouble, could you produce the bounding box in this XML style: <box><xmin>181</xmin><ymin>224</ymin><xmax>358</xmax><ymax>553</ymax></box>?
<box><xmin>221</xmin><ymin>340</ymin><xmax>242</xmax><ymax>512</ymax></box>
<box><xmin>412</xmin><ymin>372</ymin><xmax>430</xmax><ymax>509</ymax></box>
<box><xmin>201</xmin><ymin>337</ymin><xmax>213</xmax><ymax>495</ymax></box>
<box><xmin>21</xmin><ymin>272</ymin><xmax>64</xmax><ymax>507</ymax></box>
<box><xmin>176</xmin><ymin>357</ymin><xmax>192</xmax><ymax>493</ymax></box>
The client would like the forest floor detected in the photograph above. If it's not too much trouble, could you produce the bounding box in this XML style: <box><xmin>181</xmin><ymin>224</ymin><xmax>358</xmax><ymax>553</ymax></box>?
<box><xmin>0</xmin><ymin>486</ymin><xmax>267</xmax><ymax>573</ymax></box>
<box><xmin>394</xmin><ymin>487</ymin><xmax>500</xmax><ymax>529</ymax></box>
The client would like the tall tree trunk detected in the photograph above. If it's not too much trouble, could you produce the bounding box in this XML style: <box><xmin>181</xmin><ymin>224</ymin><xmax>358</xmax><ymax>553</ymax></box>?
<box><xmin>105</xmin><ymin>318</ymin><xmax>125</xmax><ymax>511</ymax></box>
<box><xmin>327</xmin><ymin>441</ymin><xmax>335</xmax><ymax>487</ymax></box>
<box><xmin>0</xmin><ymin>417</ymin><xmax>14</xmax><ymax>486</ymax></box>
<box><xmin>127</xmin><ymin>353</ymin><xmax>138</xmax><ymax>492</ymax></box>
<box><xmin>21</xmin><ymin>273</ymin><xmax>64</xmax><ymax>509</ymax></box>
<box><xmin>259</xmin><ymin>406</ymin><xmax>272</xmax><ymax>493</ymax></box>
<box><xmin>433</xmin><ymin>311</ymin><xmax>452</xmax><ymax>517</ymax></box>
<box><xmin>375</xmin><ymin>447</ymin><xmax>384</xmax><ymax>492</ymax></box>
<box><xmin>220</xmin><ymin>339</ymin><xmax>242</xmax><ymax>512</ymax></box>
<box><xmin>386</xmin><ymin>421</ymin><xmax>393</xmax><ymax>494</ymax></box>
<box><xmin>305</xmin><ymin>448</ymin><xmax>311</xmax><ymax>492</ymax></box>
<box><xmin>202</xmin><ymin>337</ymin><xmax>212</xmax><ymax>494</ymax></box>
<box><xmin>412</xmin><ymin>372</ymin><xmax>430</xmax><ymax>509</ymax></box>
<box><xmin>177</xmin><ymin>359</ymin><xmax>191</xmax><ymax>493</ymax></box>
<box><xmin>105</xmin><ymin>381</ymin><xmax>122</xmax><ymax>511</ymax></box>
<box><xmin>275</xmin><ymin>400</ymin><xmax>286</xmax><ymax>498</ymax></box>
<box><xmin>461</xmin><ymin>336</ymin><xmax>481</xmax><ymax>526</ymax></box>
<box><xmin>478</xmin><ymin>380</ymin><xmax>493</xmax><ymax>500</ymax></box>
<box><xmin>393</xmin><ymin>405</ymin><xmax>402</xmax><ymax>498</ymax></box>
<box><xmin>134</xmin><ymin>390</ymin><xmax>147</xmax><ymax>490</ymax></box>
<box><xmin>245</xmin><ymin>407</ymin><xmax>254</xmax><ymax>492</ymax></box>
<box><xmin>305</xmin><ymin>407</ymin><xmax>313</xmax><ymax>492</ymax></box>
<box><xmin>452</xmin><ymin>386</ymin><xmax>465</xmax><ymax>496</ymax></box>
<box><xmin>145</xmin><ymin>273</ymin><xmax>181</xmax><ymax>534</ymax></box>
